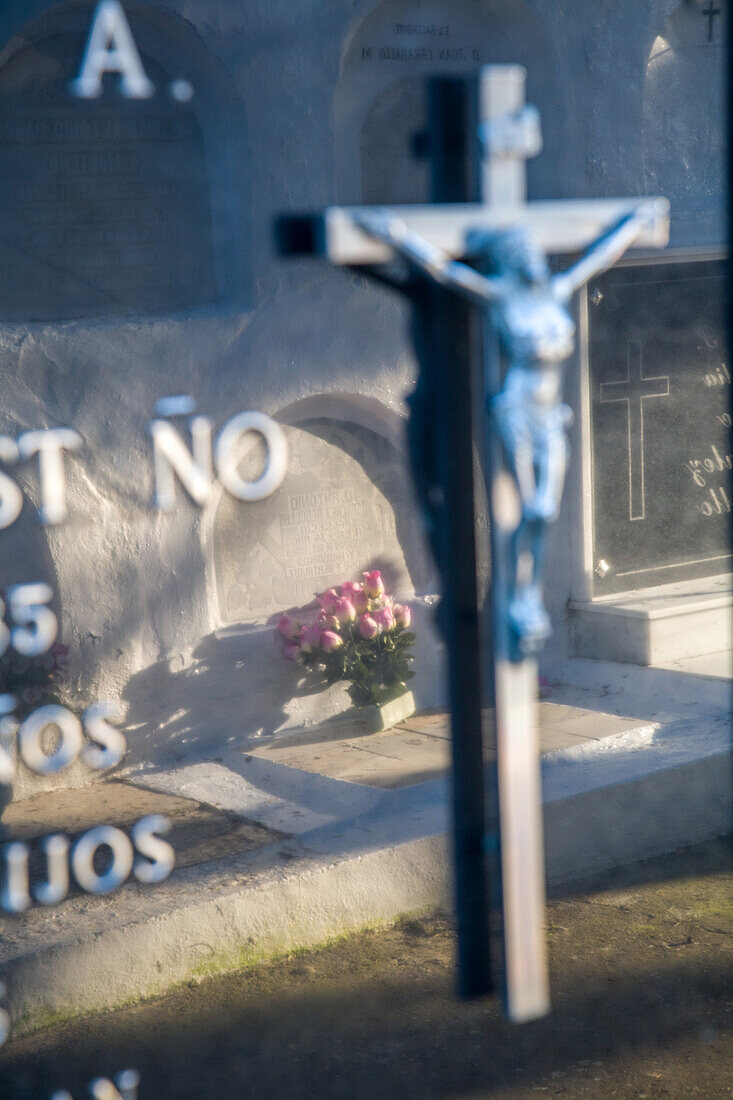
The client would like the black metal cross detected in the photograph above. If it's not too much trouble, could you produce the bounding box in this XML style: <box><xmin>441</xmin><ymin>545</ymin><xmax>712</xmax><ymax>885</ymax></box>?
<box><xmin>702</xmin><ymin>1</ymin><xmax>721</xmax><ymax>42</ymax></box>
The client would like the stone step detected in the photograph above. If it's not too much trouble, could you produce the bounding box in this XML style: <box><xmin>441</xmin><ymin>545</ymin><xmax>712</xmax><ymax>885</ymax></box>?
<box><xmin>0</xmin><ymin>687</ymin><xmax>728</xmax><ymax>1039</ymax></box>
<box><xmin>569</xmin><ymin>574</ymin><xmax>732</xmax><ymax>667</ymax></box>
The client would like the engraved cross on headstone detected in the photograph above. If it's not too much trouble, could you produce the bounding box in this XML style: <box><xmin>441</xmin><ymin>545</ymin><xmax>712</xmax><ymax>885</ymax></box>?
<box><xmin>702</xmin><ymin>0</ymin><xmax>721</xmax><ymax>42</ymax></box>
<box><xmin>277</xmin><ymin>66</ymin><xmax>668</xmax><ymax>1024</ymax></box>
<box><xmin>600</xmin><ymin>340</ymin><xmax>670</xmax><ymax>521</ymax></box>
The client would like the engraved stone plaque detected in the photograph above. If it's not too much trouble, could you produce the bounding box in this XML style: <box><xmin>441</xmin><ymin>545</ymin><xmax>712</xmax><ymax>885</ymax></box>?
<box><xmin>213</xmin><ymin>421</ymin><xmax>428</xmax><ymax>622</ymax></box>
<box><xmin>335</xmin><ymin>0</ymin><xmax>558</xmax><ymax>204</ymax></box>
<box><xmin>0</xmin><ymin>10</ymin><xmax>217</xmax><ymax>320</ymax></box>
<box><xmin>590</xmin><ymin>259</ymin><xmax>730</xmax><ymax>594</ymax></box>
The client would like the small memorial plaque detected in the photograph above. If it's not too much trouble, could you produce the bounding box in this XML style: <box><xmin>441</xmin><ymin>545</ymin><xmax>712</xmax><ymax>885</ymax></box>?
<box><xmin>213</xmin><ymin>421</ymin><xmax>426</xmax><ymax>622</ymax></box>
<box><xmin>589</xmin><ymin>258</ymin><xmax>730</xmax><ymax>593</ymax></box>
<box><xmin>0</xmin><ymin>11</ymin><xmax>216</xmax><ymax>320</ymax></box>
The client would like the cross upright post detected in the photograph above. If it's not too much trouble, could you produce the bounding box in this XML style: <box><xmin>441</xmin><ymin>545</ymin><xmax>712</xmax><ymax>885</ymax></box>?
<box><xmin>479</xmin><ymin>65</ymin><xmax>550</xmax><ymax>1023</ymax></box>
<box><xmin>276</xmin><ymin>65</ymin><xmax>669</xmax><ymax>1023</ymax></box>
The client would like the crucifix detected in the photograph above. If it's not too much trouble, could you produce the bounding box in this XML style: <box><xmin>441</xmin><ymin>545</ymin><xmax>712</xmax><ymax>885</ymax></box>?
<box><xmin>277</xmin><ymin>66</ymin><xmax>668</xmax><ymax>1022</ymax></box>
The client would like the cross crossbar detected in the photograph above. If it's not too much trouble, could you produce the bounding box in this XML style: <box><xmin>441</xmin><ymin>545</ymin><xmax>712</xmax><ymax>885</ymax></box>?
<box><xmin>284</xmin><ymin>198</ymin><xmax>669</xmax><ymax>267</ymax></box>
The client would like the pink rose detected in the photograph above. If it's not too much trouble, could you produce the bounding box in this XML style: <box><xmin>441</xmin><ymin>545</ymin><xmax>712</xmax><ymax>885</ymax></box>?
<box><xmin>374</xmin><ymin>605</ymin><xmax>395</xmax><ymax>632</ymax></box>
<box><xmin>359</xmin><ymin>614</ymin><xmax>379</xmax><ymax>640</ymax></box>
<box><xmin>363</xmin><ymin>570</ymin><xmax>385</xmax><ymax>598</ymax></box>
<box><xmin>353</xmin><ymin>589</ymin><xmax>369</xmax><ymax>614</ymax></box>
<box><xmin>341</xmin><ymin>582</ymin><xmax>369</xmax><ymax>613</ymax></box>
<box><xmin>277</xmin><ymin>613</ymin><xmax>300</xmax><ymax>640</ymax></box>
<box><xmin>333</xmin><ymin>597</ymin><xmax>356</xmax><ymax>623</ymax></box>
<box><xmin>394</xmin><ymin>604</ymin><xmax>411</xmax><ymax>629</ymax></box>
<box><xmin>318</xmin><ymin>588</ymin><xmax>340</xmax><ymax>615</ymax></box>
<box><xmin>320</xmin><ymin>630</ymin><xmax>343</xmax><ymax>652</ymax></box>
<box><xmin>283</xmin><ymin>642</ymin><xmax>301</xmax><ymax>662</ymax></box>
<box><xmin>318</xmin><ymin>613</ymin><xmax>339</xmax><ymax>632</ymax></box>
<box><xmin>299</xmin><ymin>621</ymin><xmax>323</xmax><ymax>652</ymax></box>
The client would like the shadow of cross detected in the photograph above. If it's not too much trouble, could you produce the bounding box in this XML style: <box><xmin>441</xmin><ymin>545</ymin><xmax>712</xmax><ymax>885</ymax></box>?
<box><xmin>600</xmin><ymin>340</ymin><xmax>671</xmax><ymax>522</ymax></box>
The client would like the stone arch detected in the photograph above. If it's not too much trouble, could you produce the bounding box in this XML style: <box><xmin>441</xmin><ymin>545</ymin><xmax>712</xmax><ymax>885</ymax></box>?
<box><xmin>0</xmin><ymin>0</ymin><xmax>250</xmax><ymax>320</ymax></box>
<box><xmin>642</xmin><ymin>0</ymin><xmax>726</xmax><ymax>246</ymax></box>
<box><xmin>333</xmin><ymin>0</ymin><xmax>560</xmax><ymax>206</ymax></box>
<box><xmin>205</xmin><ymin>393</ymin><xmax>434</xmax><ymax>628</ymax></box>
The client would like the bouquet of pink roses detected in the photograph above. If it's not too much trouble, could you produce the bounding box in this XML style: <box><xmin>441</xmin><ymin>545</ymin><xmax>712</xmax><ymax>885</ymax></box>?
<box><xmin>277</xmin><ymin>571</ymin><xmax>416</xmax><ymax>708</ymax></box>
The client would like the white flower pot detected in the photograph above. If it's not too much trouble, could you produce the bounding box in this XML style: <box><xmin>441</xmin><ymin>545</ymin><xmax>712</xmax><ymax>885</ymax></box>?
<box><xmin>364</xmin><ymin>690</ymin><xmax>416</xmax><ymax>733</ymax></box>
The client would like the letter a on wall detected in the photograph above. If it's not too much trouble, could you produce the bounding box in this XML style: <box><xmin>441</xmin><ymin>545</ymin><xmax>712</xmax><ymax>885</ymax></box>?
<box><xmin>71</xmin><ymin>0</ymin><xmax>154</xmax><ymax>99</ymax></box>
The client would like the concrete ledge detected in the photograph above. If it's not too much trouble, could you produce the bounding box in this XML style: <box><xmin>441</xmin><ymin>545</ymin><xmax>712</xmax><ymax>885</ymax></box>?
<box><xmin>569</xmin><ymin>574</ymin><xmax>732</xmax><ymax>665</ymax></box>
<box><xmin>1</xmin><ymin>719</ymin><xmax>729</xmax><ymax>1038</ymax></box>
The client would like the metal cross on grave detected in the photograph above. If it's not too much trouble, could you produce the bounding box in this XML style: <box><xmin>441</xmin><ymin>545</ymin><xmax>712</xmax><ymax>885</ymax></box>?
<box><xmin>277</xmin><ymin>66</ymin><xmax>668</xmax><ymax>1023</ymax></box>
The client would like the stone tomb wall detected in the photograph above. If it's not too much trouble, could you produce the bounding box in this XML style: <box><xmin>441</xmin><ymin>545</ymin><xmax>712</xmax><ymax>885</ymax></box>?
<box><xmin>212</xmin><ymin>417</ymin><xmax>430</xmax><ymax>625</ymax></box>
<box><xmin>0</xmin><ymin>0</ymin><xmax>727</xmax><ymax>1064</ymax></box>
<box><xmin>0</xmin><ymin>0</ymin><xmax>727</xmax><ymax>801</ymax></box>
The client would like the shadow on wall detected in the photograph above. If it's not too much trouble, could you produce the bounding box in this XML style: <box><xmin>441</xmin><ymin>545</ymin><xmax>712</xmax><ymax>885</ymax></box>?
<box><xmin>121</xmin><ymin>618</ymin><xmax>367</xmax><ymax>774</ymax></box>
<box><xmin>121</xmin><ymin>590</ymin><xmax>445</xmax><ymax>774</ymax></box>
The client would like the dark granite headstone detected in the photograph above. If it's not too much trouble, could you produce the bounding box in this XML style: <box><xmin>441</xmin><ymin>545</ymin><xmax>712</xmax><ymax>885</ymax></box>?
<box><xmin>589</xmin><ymin>258</ymin><xmax>730</xmax><ymax>594</ymax></box>
<box><xmin>0</xmin><ymin>10</ymin><xmax>217</xmax><ymax>320</ymax></box>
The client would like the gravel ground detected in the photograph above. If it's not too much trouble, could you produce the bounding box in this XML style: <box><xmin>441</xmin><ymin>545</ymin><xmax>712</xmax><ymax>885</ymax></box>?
<box><xmin>1</xmin><ymin>837</ymin><xmax>731</xmax><ymax>1099</ymax></box>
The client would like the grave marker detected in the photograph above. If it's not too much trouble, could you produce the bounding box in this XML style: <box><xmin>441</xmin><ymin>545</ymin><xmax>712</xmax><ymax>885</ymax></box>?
<box><xmin>590</xmin><ymin>257</ymin><xmax>731</xmax><ymax>593</ymax></box>
<box><xmin>0</xmin><ymin>3</ymin><xmax>216</xmax><ymax>319</ymax></box>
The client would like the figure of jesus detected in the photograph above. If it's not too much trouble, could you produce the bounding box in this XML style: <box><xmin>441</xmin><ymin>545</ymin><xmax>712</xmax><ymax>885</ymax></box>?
<box><xmin>355</xmin><ymin>202</ymin><xmax>659</xmax><ymax>658</ymax></box>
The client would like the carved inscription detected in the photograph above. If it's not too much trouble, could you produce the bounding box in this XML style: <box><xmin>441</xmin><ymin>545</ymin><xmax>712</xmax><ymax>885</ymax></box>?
<box><xmin>0</xmin><ymin>8</ymin><xmax>216</xmax><ymax>319</ymax></box>
<box><xmin>590</xmin><ymin>259</ymin><xmax>730</xmax><ymax>592</ymax></box>
<box><xmin>214</xmin><ymin>424</ymin><xmax>413</xmax><ymax>622</ymax></box>
<box><xmin>685</xmin><ymin>362</ymin><xmax>732</xmax><ymax>516</ymax></box>
<box><xmin>280</xmin><ymin>487</ymin><xmax>395</xmax><ymax>580</ymax></box>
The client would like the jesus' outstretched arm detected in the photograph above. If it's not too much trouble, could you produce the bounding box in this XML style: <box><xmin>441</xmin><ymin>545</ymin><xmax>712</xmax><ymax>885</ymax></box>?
<box><xmin>352</xmin><ymin>208</ymin><xmax>505</xmax><ymax>306</ymax></box>
<box><xmin>552</xmin><ymin>199</ymin><xmax>669</xmax><ymax>301</ymax></box>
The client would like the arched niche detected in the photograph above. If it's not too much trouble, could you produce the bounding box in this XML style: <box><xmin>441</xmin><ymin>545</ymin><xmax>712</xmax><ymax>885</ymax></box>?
<box><xmin>333</xmin><ymin>0</ymin><xmax>559</xmax><ymax>206</ymax></box>
<box><xmin>0</xmin><ymin>0</ymin><xmax>250</xmax><ymax>320</ymax></box>
<box><xmin>209</xmin><ymin>395</ymin><xmax>433</xmax><ymax>626</ymax></box>
<box><xmin>643</xmin><ymin>1</ymin><xmax>726</xmax><ymax>247</ymax></box>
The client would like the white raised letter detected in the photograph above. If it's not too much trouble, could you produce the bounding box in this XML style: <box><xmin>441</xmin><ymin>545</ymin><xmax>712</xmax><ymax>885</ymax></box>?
<box><xmin>34</xmin><ymin>834</ymin><xmax>70</xmax><ymax>906</ymax></box>
<box><xmin>0</xmin><ymin>437</ymin><xmax>22</xmax><ymax>531</ymax></box>
<box><xmin>82</xmin><ymin>702</ymin><xmax>127</xmax><ymax>770</ymax></box>
<box><xmin>150</xmin><ymin>399</ymin><xmax>213</xmax><ymax>510</ymax></box>
<box><xmin>17</xmin><ymin>429</ymin><xmax>82</xmax><ymax>525</ymax></box>
<box><xmin>0</xmin><ymin>695</ymin><xmax>17</xmax><ymax>784</ymax></box>
<box><xmin>214</xmin><ymin>411</ymin><xmax>288</xmax><ymax>502</ymax></box>
<box><xmin>7</xmin><ymin>582</ymin><xmax>57</xmax><ymax>656</ymax></box>
<box><xmin>91</xmin><ymin>1070</ymin><xmax>141</xmax><ymax>1100</ymax></box>
<box><xmin>132</xmin><ymin>815</ymin><xmax>175</xmax><ymax>884</ymax></box>
<box><xmin>0</xmin><ymin>981</ymin><xmax>9</xmax><ymax>1047</ymax></box>
<box><xmin>72</xmin><ymin>0</ymin><xmax>154</xmax><ymax>100</ymax></box>
<box><xmin>1</xmin><ymin>842</ymin><xmax>30</xmax><ymax>913</ymax></box>
<box><xmin>72</xmin><ymin>825</ymin><xmax>134</xmax><ymax>894</ymax></box>
<box><xmin>19</xmin><ymin>705</ymin><xmax>84</xmax><ymax>775</ymax></box>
